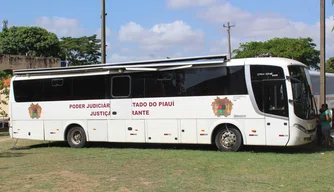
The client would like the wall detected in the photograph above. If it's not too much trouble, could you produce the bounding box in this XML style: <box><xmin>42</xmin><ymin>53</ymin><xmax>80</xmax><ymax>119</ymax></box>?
<box><xmin>0</xmin><ymin>54</ymin><xmax>60</xmax><ymax>70</ymax></box>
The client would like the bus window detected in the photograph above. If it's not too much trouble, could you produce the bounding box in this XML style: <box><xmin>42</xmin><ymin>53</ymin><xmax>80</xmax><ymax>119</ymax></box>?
<box><xmin>111</xmin><ymin>76</ymin><xmax>131</xmax><ymax>98</ymax></box>
<box><xmin>131</xmin><ymin>77</ymin><xmax>145</xmax><ymax>98</ymax></box>
<box><xmin>13</xmin><ymin>79</ymin><xmax>43</xmax><ymax>102</ymax></box>
<box><xmin>51</xmin><ymin>79</ymin><xmax>64</xmax><ymax>87</ymax></box>
<box><xmin>250</xmin><ymin>65</ymin><xmax>288</xmax><ymax>117</ymax></box>
<box><xmin>263</xmin><ymin>80</ymin><xmax>288</xmax><ymax>117</ymax></box>
<box><xmin>44</xmin><ymin>78</ymin><xmax>72</xmax><ymax>101</ymax></box>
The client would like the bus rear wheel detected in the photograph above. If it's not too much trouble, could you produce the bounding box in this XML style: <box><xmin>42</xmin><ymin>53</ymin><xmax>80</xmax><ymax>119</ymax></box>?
<box><xmin>67</xmin><ymin>126</ymin><xmax>87</xmax><ymax>148</ymax></box>
<box><xmin>215</xmin><ymin>126</ymin><xmax>243</xmax><ymax>152</ymax></box>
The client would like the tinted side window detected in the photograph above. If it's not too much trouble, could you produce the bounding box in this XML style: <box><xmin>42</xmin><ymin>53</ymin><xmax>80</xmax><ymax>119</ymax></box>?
<box><xmin>145</xmin><ymin>75</ymin><xmax>166</xmax><ymax>97</ymax></box>
<box><xmin>184</xmin><ymin>67</ymin><xmax>227</xmax><ymax>96</ymax></box>
<box><xmin>226</xmin><ymin>66</ymin><xmax>248</xmax><ymax>94</ymax></box>
<box><xmin>43</xmin><ymin>78</ymin><xmax>72</xmax><ymax>101</ymax></box>
<box><xmin>250</xmin><ymin>65</ymin><xmax>288</xmax><ymax>117</ymax></box>
<box><xmin>111</xmin><ymin>76</ymin><xmax>131</xmax><ymax>97</ymax></box>
<box><xmin>13</xmin><ymin>75</ymin><xmax>110</xmax><ymax>102</ymax></box>
<box><xmin>251</xmin><ymin>81</ymin><xmax>263</xmax><ymax>112</ymax></box>
<box><xmin>13</xmin><ymin>80</ymin><xmax>43</xmax><ymax>102</ymax></box>
<box><xmin>182</xmin><ymin>66</ymin><xmax>247</xmax><ymax>96</ymax></box>
<box><xmin>131</xmin><ymin>75</ymin><xmax>145</xmax><ymax>98</ymax></box>
<box><xmin>72</xmin><ymin>75</ymin><xmax>107</xmax><ymax>100</ymax></box>
<box><xmin>131</xmin><ymin>72</ymin><xmax>178</xmax><ymax>98</ymax></box>
<box><xmin>251</xmin><ymin>65</ymin><xmax>285</xmax><ymax>112</ymax></box>
<box><xmin>262</xmin><ymin>80</ymin><xmax>288</xmax><ymax>117</ymax></box>
<box><xmin>130</xmin><ymin>66</ymin><xmax>247</xmax><ymax>98</ymax></box>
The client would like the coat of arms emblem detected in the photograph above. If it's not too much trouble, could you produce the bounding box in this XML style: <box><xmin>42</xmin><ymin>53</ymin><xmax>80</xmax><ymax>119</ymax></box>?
<box><xmin>211</xmin><ymin>97</ymin><xmax>233</xmax><ymax>117</ymax></box>
<box><xmin>28</xmin><ymin>103</ymin><xmax>42</xmax><ymax>119</ymax></box>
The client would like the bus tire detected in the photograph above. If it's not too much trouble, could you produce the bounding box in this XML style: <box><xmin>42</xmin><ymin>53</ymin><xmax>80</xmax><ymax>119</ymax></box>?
<box><xmin>214</xmin><ymin>126</ymin><xmax>243</xmax><ymax>152</ymax></box>
<box><xmin>66</xmin><ymin>126</ymin><xmax>87</xmax><ymax>148</ymax></box>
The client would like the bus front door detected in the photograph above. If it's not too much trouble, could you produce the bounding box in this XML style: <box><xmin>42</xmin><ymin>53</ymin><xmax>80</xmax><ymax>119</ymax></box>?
<box><xmin>263</xmin><ymin>80</ymin><xmax>290</xmax><ymax>146</ymax></box>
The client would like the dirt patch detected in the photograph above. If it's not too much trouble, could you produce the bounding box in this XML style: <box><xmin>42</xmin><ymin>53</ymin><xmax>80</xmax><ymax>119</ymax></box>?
<box><xmin>117</xmin><ymin>187</ymin><xmax>132</xmax><ymax>192</ymax></box>
<box><xmin>110</xmin><ymin>177</ymin><xmax>117</xmax><ymax>181</ymax></box>
<box><xmin>173</xmin><ymin>168</ymin><xmax>184</xmax><ymax>175</ymax></box>
<box><xmin>22</xmin><ymin>170</ymin><xmax>103</xmax><ymax>191</ymax></box>
<box><xmin>0</xmin><ymin>137</ymin><xmax>11</xmax><ymax>143</ymax></box>
<box><xmin>52</xmin><ymin>171</ymin><xmax>101</xmax><ymax>191</ymax></box>
<box><xmin>139</xmin><ymin>177</ymin><xmax>152</xmax><ymax>186</ymax></box>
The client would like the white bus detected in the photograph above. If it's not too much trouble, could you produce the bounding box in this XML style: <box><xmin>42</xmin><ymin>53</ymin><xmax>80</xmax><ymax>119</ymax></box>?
<box><xmin>309</xmin><ymin>71</ymin><xmax>334</xmax><ymax>110</ymax></box>
<box><xmin>8</xmin><ymin>54</ymin><xmax>317</xmax><ymax>152</ymax></box>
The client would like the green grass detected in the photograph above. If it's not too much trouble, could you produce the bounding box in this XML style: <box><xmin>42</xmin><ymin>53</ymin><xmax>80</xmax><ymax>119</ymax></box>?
<box><xmin>1</xmin><ymin>136</ymin><xmax>334</xmax><ymax>192</ymax></box>
<box><xmin>0</xmin><ymin>132</ymin><xmax>9</xmax><ymax>136</ymax></box>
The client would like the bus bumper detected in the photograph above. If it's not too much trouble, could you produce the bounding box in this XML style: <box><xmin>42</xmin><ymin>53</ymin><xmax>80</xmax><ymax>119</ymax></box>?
<box><xmin>288</xmin><ymin>127</ymin><xmax>316</xmax><ymax>146</ymax></box>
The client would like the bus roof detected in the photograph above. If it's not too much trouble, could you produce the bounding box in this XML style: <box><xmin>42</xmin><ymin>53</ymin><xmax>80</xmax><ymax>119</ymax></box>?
<box><xmin>242</xmin><ymin>57</ymin><xmax>306</xmax><ymax>67</ymax></box>
<box><xmin>13</xmin><ymin>54</ymin><xmax>229</xmax><ymax>76</ymax></box>
<box><xmin>12</xmin><ymin>54</ymin><xmax>307</xmax><ymax>76</ymax></box>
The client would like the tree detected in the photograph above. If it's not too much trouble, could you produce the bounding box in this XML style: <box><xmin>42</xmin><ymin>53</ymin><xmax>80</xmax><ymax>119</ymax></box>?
<box><xmin>0</xmin><ymin>26</ymin><xmax>61</xmax><ymax>57</ymax></box>
<box><xmin>232</xmin><ymin>37</ymin><xmax>320</xmax><ymax>70</ymax></box>
<box><xmin>1</xmin><ymin>20</ymin><xmax>8</xmax><ymax>30</ymax></box>
<box><xmin>0</xmin><ymin>70</ymin><xmax>12</xmax><ymax>117</ymax></box>
<box><xmin>59</xmin><ymin>35</ymin><xmax>101</xmax><ymax>66</ymax></box>
<box><xmin>326</xmin><ymin>57</ymin><xmax>334</xmax><ymax>73</ymax></box>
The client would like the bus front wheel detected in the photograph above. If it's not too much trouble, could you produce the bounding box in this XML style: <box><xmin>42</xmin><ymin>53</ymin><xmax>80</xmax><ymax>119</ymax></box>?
<box><xmin>215</xmin><ymin>126</ymin><xmax>243</xmax><ymax>152</ymax></box>
<box><xmin>67</xmin><ymin>126</ymin><xmax>87</xmax><ymax>148</ymax></box>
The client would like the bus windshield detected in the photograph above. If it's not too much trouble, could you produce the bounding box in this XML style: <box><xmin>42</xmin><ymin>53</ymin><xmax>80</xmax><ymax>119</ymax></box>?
<box><xmin>288</xmin><ymin>66</ymin><xmax>316</xmax><ymax>120</ymax></box>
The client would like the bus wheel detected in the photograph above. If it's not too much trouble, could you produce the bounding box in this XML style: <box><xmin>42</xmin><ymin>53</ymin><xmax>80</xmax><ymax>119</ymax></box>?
<box><xmin>215</xmin><ymin>126</ymin><xmax>242</xmax><ymax>152</ymax></box>
<box><xmin>67</xmin><ymin>126</ymin><xmax>87</xmax><ymax>148</ymax></box>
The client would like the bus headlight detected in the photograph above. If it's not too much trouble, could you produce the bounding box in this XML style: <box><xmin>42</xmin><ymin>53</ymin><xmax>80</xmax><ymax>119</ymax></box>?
<box><xmin>294</xmin><ymin>123</ymin><xmax>307</xmax><ymax>134</ymax></box>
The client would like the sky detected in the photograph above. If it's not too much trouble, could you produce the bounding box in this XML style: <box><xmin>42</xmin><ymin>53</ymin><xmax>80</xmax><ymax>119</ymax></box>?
<box><xmin>1</xmin><ymin>0</ymin><xmax>334</xmax><ymax>63</ymax></box>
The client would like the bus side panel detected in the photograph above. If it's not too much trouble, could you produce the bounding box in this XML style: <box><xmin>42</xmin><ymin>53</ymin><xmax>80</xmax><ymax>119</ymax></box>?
<box><xmin>108</xmin><ymin>120</ymin><xmax>126</xmax><ymax>142</ymax></box>
<box><xmin>108</xmin><ymin>98</ymin><xmax>132</xmax><ymax>142</ymax></box>
<box><xmin>146</xmin><ymin>120</ymin><xmax>179</xmax><ymax>143</ymax></box>
<box><xmin>12</xmin><ymin>120</ymin><xmax>44</xmax><ymax>140</ymax></box>
<box><xmin>44</xmin><ymin>121</ymin><xmax>63</xmax><ymax>141</ymax></box>
<box><xmin>244</xmin><ymin>118</ymin><xmax>266</xmax><ymax>145</ymax></box>
<box><xmin>132</xmin><ymin>95</ymin><xmax>260</xmax><ymax>145</ymax></box>
<box><xmin>197</xmin><ymin>119</ymin><xmax>212</xmax><ymax>144</ymax></box>
<box><xmin>87</xmin><ymin>120</ymin><xmax>108</xmax><ymax>142</ymax></box>
<box><xmin>179</xmin><ymin>119</ymin><xmax>198</xmax><ymax>144</ymax></box>
<box><xmin>125</xmin><ymin>120</ymin><xmax>146</xmax><ymax>143</ymax></box>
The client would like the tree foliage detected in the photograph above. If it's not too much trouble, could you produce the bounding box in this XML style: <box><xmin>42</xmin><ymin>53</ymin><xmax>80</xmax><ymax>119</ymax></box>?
<box><xmin>2</xmin><ymin>20</ymin><xmax>8</xmax><ymax>30</ymax></box>
<box><xmin>59</xmin><ymin>35</ymin><xmax>101</xmax><ymax>66</ymax></box>
<box><xmin>326</xmin><ymin>57</ymin><xmax>334</xmax><ymax>73</ymax></box>
<box><xmin>0</xmin><ymin>25</ymin><xmax>102</xmax><ymax>66</ymax></box>
<box><xmin>0</xmin><ymin>70</ymin><xmax>12</xmax><ymax>117</ymax></box>
<box><xmin>232</xmin><ymin>37</ymin><xmax>320</xmax><ymax>70</ymax></box>
<box><xmin>0</xmin><ymin>26</ymin><xmax>61</xmax><ymax>57</ymax></box>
